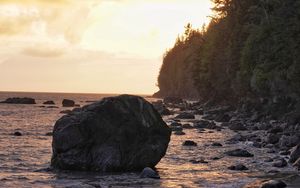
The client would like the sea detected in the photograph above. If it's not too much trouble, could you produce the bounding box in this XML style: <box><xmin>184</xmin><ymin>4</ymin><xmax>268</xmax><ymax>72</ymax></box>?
<box><xmin>0</xmin><ymin>92</ymin><xmax>299</xmax><ymax>188</ymax></box>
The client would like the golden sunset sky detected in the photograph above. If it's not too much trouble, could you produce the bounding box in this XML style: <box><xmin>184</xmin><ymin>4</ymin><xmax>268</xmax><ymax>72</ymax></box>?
<box><xmin>0</xmin><ymin>0</ymin><xmax>212</xmax><ymax>94</ymax></box>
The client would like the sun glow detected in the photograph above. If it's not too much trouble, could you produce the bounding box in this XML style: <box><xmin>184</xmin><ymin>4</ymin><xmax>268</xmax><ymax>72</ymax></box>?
<box><xmin>0</xmin><ymin>0</ymin><xmax>212</xmax><ymax>94</ymax></box>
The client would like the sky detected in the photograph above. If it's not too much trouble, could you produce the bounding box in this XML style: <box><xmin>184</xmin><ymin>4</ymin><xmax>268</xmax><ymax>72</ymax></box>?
<box><xmin>0</xmin><ymin>0</ymin><xmax>212</xmax><ymax>94</ymax></box>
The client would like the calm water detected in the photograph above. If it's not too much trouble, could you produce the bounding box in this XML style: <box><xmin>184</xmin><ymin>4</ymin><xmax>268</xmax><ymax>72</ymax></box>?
<box><xmin>0</xmin><ymin>92</ymin><xmax>299</xmax><ymax>188</ymax></box>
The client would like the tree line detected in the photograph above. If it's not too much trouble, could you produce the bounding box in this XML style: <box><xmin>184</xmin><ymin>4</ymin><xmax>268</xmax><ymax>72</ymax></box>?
<box><xmin>155</xmin><ymin>0</ymin><xmax>300</xmax><ymax>104</ymax></box>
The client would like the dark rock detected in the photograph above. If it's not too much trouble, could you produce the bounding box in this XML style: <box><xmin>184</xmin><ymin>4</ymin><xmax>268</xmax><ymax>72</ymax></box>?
<box><xmin>182</xmin><ymin>124</ymin><xmax>193</xmax><ymax>129</ymax></box>
<box><xmin>190</xmin><ymin>159</ymin><xmax>208</xmax><ymax>164</ymax></box>
<box><xmin>60</xmin><ymin>110</ymin><xmax>72</xmax><ymax>114</ymax></box>
<box><xmin>202</xmin><ymin>114</ymin><xmax>216</xmax><ymax>120</ymax></box>
<box><xmin>43</xmin><ymin>101</ymin><xmax>55</xmax><ymax>105</ymax></box>
<box><xmin>266</xmin><ymin>133</ymin><xmax>280</xmax><ymax>144</ymax></box>
<box><xmin>175</xmin><ymin>112</ymin><xmax>195</xmax><ymax>119</ymax></box>
<box><xmin>194</xmin><ymin>109</ymin><xmax>204</xmax><ymax>115</ymax></box>
<box><xmin>215</xmin><ymin>114</ymin><xmax>231</xmax><ymax>122</ymax></box>
<box><xmin>227</xmin><ymin>134</ymin><xmax>246</xmax><ymax>143</ymax></box>
<box><xmin>261</xmin><ymin>180</ymin><xmax>287</xmax><ymax>188</ymax></box>
<box><xmin>51</xmin><ymin>95</ymin><xmax>171</xmax><ymax>172</ymax></box>
<box><xmin>163</xmin><ymin>96</ymin><xmax>183</xmax><ymax>104</ymax></box>
<box><xmin>229</xmin><ymin>122</ymin><xmax>247</xmax><ymax>131</ymax></box>
<box><xmin>62</xmin><ymin>99</ymin><xmax>75</xmax><ymax>107</ymax></box>
<box><xmin>273</xmin><ymin>158</ymin><xmax>287</xmax><ymax>168</ymax></box>
<box><xmin>253</xmin><ymin>142</ymin><xmax>262</xmax><ymax>148</ymax></box>
<box><xmin>228</xmin><ymin>164</ymin><xmax>248</xmax><ymax>171</ymax></box>
<box><xmin>194</xmin><ymin>120</ymin><xmax>217</xmax><ymax>129</ymax></box>
<box><xmin>1</xmin><ymin>97</ymin><xmax>36</xmax><ymax>104</ymax></box>
<box><xmin>47</xmin><ymin>106</ymin><xmax>59</xmax><ymax>109</ymax></box>
<box><xmin>264</xmin><ymin>157</ymin><xmax>274</xmax><ymax>162</ymax></box>
<box><xmin>268</xmin><ymin>126</ymin><xmax>283</xmax><ymax>134</ymax></box>
<box><xmin>289</xmin><ymin>144</ymin><xmax>300</xmax><ymax>163</ymax></box>
<box><xmin>169</xmin><ymin>122</ymin><xmax>183</xmax><ymax>132</ymax></box>
<box><xmin>182</xmin><ymin>140</ymin><xmax>197</xmax><ymax>146</ymax></box>
<box><xmin>140</xmin><ymin>167</ymin><xmax>160</xmax><ymax>179</ymax></box>
<box><xmin>13</xmin><ymin>131</ymin><xmax>22</xmax><ymax>136</ymax></box>
<box><xmin>45</xmin><ymin>132</ymin><xmax>53</xmax><ymax>136</ymax></box>
<box><xmin>279</xmin><ymin>150</ymin><xmax>290</xmax><ymax>155</ymax></box>
<box><xmin>225</xmin><ymin>149</ymin><xmax>254</xmax><ymax>157</ymax></box>
<box><xmin>174</xmin><ymin>131</ymin><xmax>185</xmax><ymax>135</ymax></box>
<box><xmin>212</xmin><ymin>142</ymin><xmax>223</xmax><ymax>147</ymax></box>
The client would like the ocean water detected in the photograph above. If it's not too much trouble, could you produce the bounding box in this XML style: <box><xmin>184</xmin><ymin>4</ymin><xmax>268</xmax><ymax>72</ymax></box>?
<box><xmin>0</xmin><ymin>92</ymin><xmax>299</xmax><ymax>188</ymax></box>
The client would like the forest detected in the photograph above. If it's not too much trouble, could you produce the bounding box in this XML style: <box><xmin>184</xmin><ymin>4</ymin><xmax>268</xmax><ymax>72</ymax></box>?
<box><xmin>155</xmin><ymin>0</ymin><xmax>300</xmax><ymax>106</ymax></box>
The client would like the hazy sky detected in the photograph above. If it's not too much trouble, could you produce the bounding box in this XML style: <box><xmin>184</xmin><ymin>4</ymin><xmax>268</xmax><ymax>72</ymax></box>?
<box><xmin>0</xmin><ymin>0</ymin><xmax>212</xmax><ymax>94</ymax></box>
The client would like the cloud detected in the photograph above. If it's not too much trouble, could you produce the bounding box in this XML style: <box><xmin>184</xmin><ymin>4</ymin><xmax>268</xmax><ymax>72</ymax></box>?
<box><xmin>22</xmin><ymin>46</ymin><xmax>65</xmax><ymax>58</ymax></box>
<box><xmin>0</xmin><ymin>0</ymin><xmax>96</xmax><ymax>45</ymax></box>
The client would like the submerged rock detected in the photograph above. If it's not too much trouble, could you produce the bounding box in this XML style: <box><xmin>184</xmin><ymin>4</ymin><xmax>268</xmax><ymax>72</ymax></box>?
<box><xmin>228</xmin><ymin>164</ymin><xmax>248</xmax><ymax>171</ymax></box>
<box><xmin>174</xmin><ymin>131</ymin><xmax>185</xmax><ymax>135</ymax></box>
<box><xmin>59</xmin><ymin>110</ymin><xmax>72</xmax><ymax>114</ymax></box>
<box><xmin>182</xmin><ymin>140</ymin><xmax>197</xmax><ymax>146</ymax></box>
<box><xmin>62</xmin><ymin>99</ymin><xmax>75</xmax><ymax>107</ymax></box>
<box><xmin>260</xmin><ymin>180</ymin><xmax>287</xmax><ymax>188</ymax></box>
<box><xmin>43</xmin><ymin>100</ymin><xmax>55</xmax><ymax>105</ymax></box>
<box><xmin>1</xmin><ymin>97</ymin><xmax>36</xmax><ymax>104</ymax></box>
<box><xmin>51</xmin><ymin>95</ymin><xmax>171</xmax><ymax>172</ymax></box>
<box><xmin>140</xmin><ymin>167</ymin><xmax>160</xmax><ymax>179</ymax></box>
<box><xmin>225</xmin><ymin>149</ymin><xmax>254</xmax><ymax>157</ymax></box>
<box><xmin>13</xmin><ymin>131</ymin><xmax>22</xmax><ymax>136</ymax></box>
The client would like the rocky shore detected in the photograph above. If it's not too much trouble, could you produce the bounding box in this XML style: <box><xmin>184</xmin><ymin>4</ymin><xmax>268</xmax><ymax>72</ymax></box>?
<box><xmin>153</xmin><ymin>96</ymin><xmax>300</xmax><ymax>187</ymax></box>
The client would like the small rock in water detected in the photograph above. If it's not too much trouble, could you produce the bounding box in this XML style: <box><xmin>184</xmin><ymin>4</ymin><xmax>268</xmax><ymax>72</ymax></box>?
<box><xmin>174</xmin><ymin>131</ymin><xmax>185</xmax><ymax>135</ymax></box>
<box><xmin>183</xmin><ymin>140</ymin><xmax>197</xmax><ymax>146</ymax></box>
<box><xmin>272</xmin><ymin>158</ymin><xmax>287</xmax><ymax>168</ymax></box>
<box><xmin>225</xmin><ymin>149</ymin><xmax>254</xmax><ymax>157</ymax></box>
<box><xmin>260</xmin><ymin>180</ymin><xmax>287</xmax><ymax>188</ymax></box>
<box><xmin>62</xmin><ymin>99</ymin><xmax>75</xmax><ymax>107</ymax></box>
<box><xmin>140</xmin><ymin>167</ymin><xmax>160</xmax><ymax>179</ymax></box>
<box><xmin>1</xmin><ymin>97</ymin><xmax>36</xmax><ymax>104</ymax></box>
<box><xmin>13</xmin><ymin>131</ymin><xmax>22</xmax><ymax>136</ymax></box>
<box><xmin>45</xmin><ymin>132</ymin><xmax>53</xmax><ymax>136</ymax></box>
<box><xmin>190</xmin><ymin>159</ymin><xmax>208</xmax><ymax>164</ymax></box>
<box><xmin>43</xmin><ymin>100</ymin><xmax>55</xmax><ymax>105</ymax></box>
<box><xmin>228</xmin><ymin>164</ymin><xmax>248</xmax><ymax>171</ymax></box>
<box><xmin>59</xmin><ymin>110</ymin><xmax>72</xmax><ymax>114</ymax></box>
<box><xmin>182</xmin><ymin>124</ymin><xmax>193</xmax><ymax>129</ymax></box>
<box><xmin>212</xmin><ymin>142</ymin><xmax>223</xmax><ymax>147</ymax></box>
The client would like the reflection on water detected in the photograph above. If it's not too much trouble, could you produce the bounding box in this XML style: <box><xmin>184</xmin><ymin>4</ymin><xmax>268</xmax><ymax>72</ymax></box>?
<box><xmin>0</xmin><ymin>92</ymin><xmax>299</xmax><ymax>187</ymax></box>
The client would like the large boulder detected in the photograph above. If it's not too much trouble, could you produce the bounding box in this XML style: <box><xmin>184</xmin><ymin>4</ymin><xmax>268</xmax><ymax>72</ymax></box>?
<box><xmin>0</xmin><ymin>97</ymin><xmax>36</xmax><ymax>104</ymax></box>
<box><xmin>62</xmin><ymin>99</ymin><xmax>75</xmax><ymax>107</ymax></box>
<box><xmin>51</xmin><ymin>95</ymin><xmax>171</xmax><ymax>172</ymax></box>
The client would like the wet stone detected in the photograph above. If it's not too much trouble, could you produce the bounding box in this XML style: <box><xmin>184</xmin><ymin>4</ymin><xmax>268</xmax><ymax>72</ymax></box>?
<box><xmin>261</xmin><ymin>180</ymin><xmax>287</xmax><ymax>188</ymax></box>
<box><xmin>13</xmin><ymin>131</ymin><xmax>22</xmax><ymax>136</ymax></box>
<box><xmin>183</xmin><ymin>140</ymin><xmax>197</xmax><ymax>146</ymax></box>
<box><xmin>228</xmin><ymin>164</ymin><xmax>248</xmax><ymax>171</ymax></box>
<box><xmin>225</xmin><ymin>149</ymin><xmax>254</xmax><ymax>157</ymax></box>
<box><xmin>140</xmin><ymin>167</ymin><xmax>160</xmax><ymax>179</ymax></box>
